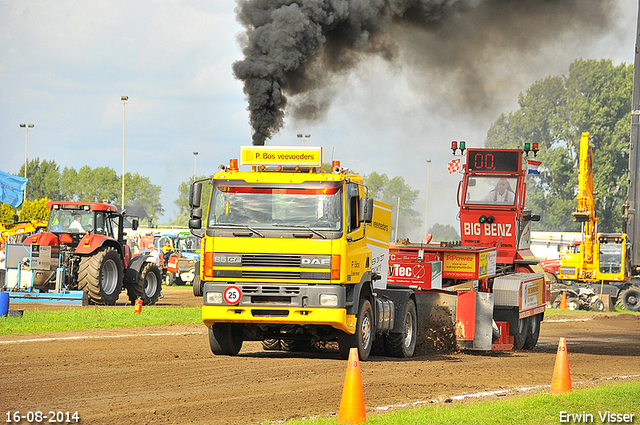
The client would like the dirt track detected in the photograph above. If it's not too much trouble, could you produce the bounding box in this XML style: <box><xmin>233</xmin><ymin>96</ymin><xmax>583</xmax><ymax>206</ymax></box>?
<box><xmin>1</xmin><ymin>287</ymin><xmax>639</xmax><ymax>425</ymax></box>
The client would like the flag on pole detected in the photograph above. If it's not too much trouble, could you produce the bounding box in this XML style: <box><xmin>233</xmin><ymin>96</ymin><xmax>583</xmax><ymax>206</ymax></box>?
<box><xmin>447</xmin><ymin>158</ymin><xmax>461</xmax><ymax>174</ymax></box>
<box><xmin>0</xmin><ymin>170</ymin><xmax>27</xmax><ymax>207</ymax></box>
<box><xmin>527</xmin><ymin>159</ymin><xmax>541</xmax><ymax>175</ymax></box>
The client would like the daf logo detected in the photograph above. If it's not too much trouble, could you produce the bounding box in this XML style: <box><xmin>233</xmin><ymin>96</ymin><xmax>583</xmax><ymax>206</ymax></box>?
<box><xmin>302</xmin><ymin>258</ymin><xmax>330</xmax><ymax>265</ymax></box>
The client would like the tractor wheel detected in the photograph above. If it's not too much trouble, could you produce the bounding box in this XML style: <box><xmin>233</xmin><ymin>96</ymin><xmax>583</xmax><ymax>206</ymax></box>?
<box><xmin>281</xmin><ymin>339</ymin><xmax>311</xmax><ymax>352</ymax></box>
<box><xmin>385</xmin><ymin>299</ymin><xmax>417</xmax><ymax>358</ymax></box>
<box><xmin>127</xmin><ymin>263</ymin><xmax>163</xmax><ymax>305</ymax></box>
<box><xmin>77</xmin><ymin>247</ymin><xmax>123</xmax><ymax>305</ymax></box>
<box><xmin>619</xmin><ymin>286</ymin><xmax>640</xmax><ymax>312</ymax></box>
<box><xmin>193</xmin><ymin>261</ymin><xmax>203</xmax><ymax>297</ymax></box>
<box><xmin>208</xmin><ymin>324</ymin><xmax>243</xmax><ymax>355</ymax></box>
<box><xmin>261</xmin><ymin>339</ymin><xmax>282</xmax><ymax>351</ymax></box>
<box><xmin>165</xmin><ymin>272</ymin><xmax>175</xmax><ymax>286</ymax></box>
<box><xmin>522</xmin><ymin>314</ymin><xmax>541</xmax><ymax>350</ymax></box>
<box><xmin>513</xmin><ymin>316</ymin><xmax>531</xmax><ymax>350</ymax></box>
<box><xmin>338</xmin><ymin>299</ymin><xmax>373</xmax><ymax>361</ymax></box>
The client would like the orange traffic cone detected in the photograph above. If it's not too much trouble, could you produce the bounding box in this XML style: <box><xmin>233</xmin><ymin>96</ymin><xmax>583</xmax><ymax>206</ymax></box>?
<box><xmin>559</xmin><ymin>291</ymin><xmax>567</xmax><ymax>310</ymax></box>
<box><xmin>338</xmin><ymin>347</ymin><xmax>366</xmax><ymax>424</ymax></box>
<box><xmin>550</xmin><ymin>337</ymin><xmax>572</xmax><ymax>394</ymax></box>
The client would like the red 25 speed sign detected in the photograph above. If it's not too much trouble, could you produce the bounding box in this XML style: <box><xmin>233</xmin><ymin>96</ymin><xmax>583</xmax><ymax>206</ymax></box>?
<box><xmin>224</xmin><ymin>286</ymin><xmax>242</xmax><ymax>305</ymax></box>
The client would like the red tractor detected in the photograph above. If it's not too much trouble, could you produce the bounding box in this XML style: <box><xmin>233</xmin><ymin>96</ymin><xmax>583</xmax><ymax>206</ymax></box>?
<box><xmin>24</xmin><ymin>201</ymin><xmax>162</xmax><ymax>305</ymax></box>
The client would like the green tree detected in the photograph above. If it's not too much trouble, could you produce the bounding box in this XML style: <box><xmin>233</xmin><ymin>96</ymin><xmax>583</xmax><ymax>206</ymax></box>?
<box><xmin>124</xmin><ymin>173</ymin><xmax>164</xmax><ymax>223</ymax></box>
<box><xmin>363</xmin><ymin>172</ymin><xmax>421</xmax><ymax>240</ymax></box>
<box><xmin>0</xmin><ymin>203</ymin><xmax>14</xmax><ymax>223</ymax></box>
<box><xmin>171</xmin><ymin>176</ymin><xmax>212</xmax><ymax>227</ymax></box>
<box><xmin>17</xmin><ymin>198</ymin><xmax>50</xmax><ymax>222</ymax></box>
<box><xmin>17</xmin><ymin>158</ymin><xmax>61</xmax><ymax>201</ymax></box>
<box><xmin>485</xmin><ymin>59</ymin><xmax>632</xmax><ymax>232</ymax></box>
<box><xmin>428</xmin><ymin>223</ymin><xmax>460</xmax><ymax>242</ymax></box>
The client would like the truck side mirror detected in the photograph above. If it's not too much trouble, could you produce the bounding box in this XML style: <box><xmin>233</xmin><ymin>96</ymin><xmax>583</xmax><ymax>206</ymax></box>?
<box><xmin>189</xmin><ymin>207</ymin><xmax>203</xmax><ymax>230</ymax></box>
<box><xmin>189</xmin><ymin>182</ymin><xmax>202</xmax><ymax>208</ymax></box>
<box><xmin>359</xmin><ymin>197</ymin><xmax>374</xmax><ymax>223</ymax></box>
<box><xmin>131</xmin><ymin>217</ymin><xmax>139</xmax><ymax>231</ymax></box>
<box><xmin>531</xmin><ymin>215</ymin><xmax>541</xmax><ymax>221</ymax></box>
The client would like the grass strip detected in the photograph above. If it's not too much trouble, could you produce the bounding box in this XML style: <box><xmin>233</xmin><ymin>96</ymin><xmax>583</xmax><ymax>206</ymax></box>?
<box><xmin>0</xmin><ymin>306</ymin><xmax>201</xmax><ymax>334</ymax></box>
<box><xmin>281</xmin><ymin>381</ymin><xmax>639</xmax><ymax>425</ymax></box>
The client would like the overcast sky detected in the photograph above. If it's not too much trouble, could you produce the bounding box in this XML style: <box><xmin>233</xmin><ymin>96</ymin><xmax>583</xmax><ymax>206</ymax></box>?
<box><xmin>1</xmin><ymin>0</ymin><xmax>637</xmax><ymax>240</ymax></box>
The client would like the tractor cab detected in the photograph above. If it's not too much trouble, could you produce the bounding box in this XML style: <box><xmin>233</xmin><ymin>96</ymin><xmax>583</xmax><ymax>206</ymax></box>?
<box><xmin>455</xmin><ymin>145</ymin><xmax>540</xmax><ymax>267</ymax></box>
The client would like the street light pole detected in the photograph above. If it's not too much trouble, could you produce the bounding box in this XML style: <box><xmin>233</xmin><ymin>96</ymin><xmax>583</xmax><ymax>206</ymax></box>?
<box><xmin>297</xmin><ymin>133</ymin><xmax>311</xmax><ymax>146</ymax></box>
<box><xmin>193</xmin><ymin>151</ymin><xmax>198</xmax><ymax>182</ymax></box>
<box><xmin>121</xmin><ymin>96</ymin><xmax>128</xmax><ymax>211</ymax></box>
<box><xmin>19</xmin><ymin>123</ymin><xmax>34</xmax><ymax>202</ymax></box>
<box><xmin>425</xmin><ymin>159</ymin><xmax>431</xmax><ymax>237</ymax></box>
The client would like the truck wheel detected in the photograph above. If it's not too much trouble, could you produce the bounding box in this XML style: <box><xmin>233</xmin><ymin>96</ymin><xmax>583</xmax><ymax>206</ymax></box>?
<box><xmin>620</xmin><ymin>287</ymin><xmax>640</xmax><ymax>312</ymax></box>
<box><xmin>193</xmin><ymin>261</ymin><xmax>203</xmax><ymax>297</ymax></box>
<box><xmin>385</xmin><ymin>299</ymin><xmax>417</xmax><ymax>358</ymax></box>
<box><xmin>209</xmin><ymin>324</ymin><xmax>243</xmax><ymax>355</ymax></box>
<box><xmin>513</xmin><ymin>317</ymin><xmax>530</xmax><ymax>350</ymax></box>
<box><xmin>338</xmin><ymin>299</ymin><xmax>373</xmax><ymax>361</ymax></box>
<box><xmin>522</xmin><ymin>314</ymin><xmax>540</xmax><ymax>350</ymax></box>
<box><xmin>77</xmin><ymin>247</ymin><xmax>123</xmax><ymax>305</ymax></box>
<box><xmin>128</xmin><ymin>263</ymin><xmax>163</xmax><ymax>305</ymax></box>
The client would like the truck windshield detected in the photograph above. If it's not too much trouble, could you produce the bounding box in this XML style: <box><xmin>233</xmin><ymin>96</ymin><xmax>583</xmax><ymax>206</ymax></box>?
<box><xmin>208</xmin><ymin>180</ymin><xmax>343</xmax><ymax>232</ymax></box>
<box><xmin>599</xmin><ymin>243</ymin><xmax>623</xmax><ymax>274</ymax></box>
<box><xmin>464</xmin><ymin>176</ymin><xmax>518</xmax><ymax>206</ymax></box>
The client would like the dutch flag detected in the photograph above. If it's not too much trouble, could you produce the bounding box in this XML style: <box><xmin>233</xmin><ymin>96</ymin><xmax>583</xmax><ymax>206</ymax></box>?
<box><xmin>527</xmin><ymin>159</ymin><xmax>541</xmax><ymax>175</ymax></box>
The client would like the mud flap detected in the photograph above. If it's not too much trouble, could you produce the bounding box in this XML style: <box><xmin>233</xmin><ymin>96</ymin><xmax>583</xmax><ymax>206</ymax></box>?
<box><xmin>455</xmin><ymin>291</ymin><xmax>494</xmax><ymax>350</ymax></box>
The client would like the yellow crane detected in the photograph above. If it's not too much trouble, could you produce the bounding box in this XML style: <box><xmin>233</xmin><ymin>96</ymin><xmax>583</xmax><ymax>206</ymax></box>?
<box><xmin>558</xmin><ymin>132</ymin><xmax>632</xmax><ymax>308</ymax></box>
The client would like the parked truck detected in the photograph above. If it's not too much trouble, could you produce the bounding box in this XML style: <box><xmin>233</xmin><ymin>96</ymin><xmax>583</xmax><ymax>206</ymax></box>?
<box><xmin>7</xmin><ymin>201</ymin><xmax>163</xmax><ymax>305</ymax></box>
<box><xmin>188</xmin><ymin>145</ymin><xmax>547</xmax><ymax>360</ymax></box>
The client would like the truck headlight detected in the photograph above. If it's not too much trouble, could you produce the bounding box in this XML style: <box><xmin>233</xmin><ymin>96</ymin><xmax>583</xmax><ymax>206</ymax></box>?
<box><xmin>320</xmin><ymin>294</ymin><xmax>338</xmax><ymax>307</ymax></box>
<box><xmin>206</xmin><ymin>292</ymin><xmax>223</xmax><ymax>304</ymax></box>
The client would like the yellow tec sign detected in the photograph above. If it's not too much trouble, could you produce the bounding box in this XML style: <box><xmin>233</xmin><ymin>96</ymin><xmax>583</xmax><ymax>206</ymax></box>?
<box><xmin>240</xmin><ymin>146</ymin><xmax>322</xmax><ymax>167</ymax></box>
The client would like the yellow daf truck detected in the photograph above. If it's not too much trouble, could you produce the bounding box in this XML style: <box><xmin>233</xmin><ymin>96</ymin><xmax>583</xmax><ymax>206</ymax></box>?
<box><xmin>188</xmin><ymin>146</ymin><xmax>404</xmax><ymax>360</ymax></box>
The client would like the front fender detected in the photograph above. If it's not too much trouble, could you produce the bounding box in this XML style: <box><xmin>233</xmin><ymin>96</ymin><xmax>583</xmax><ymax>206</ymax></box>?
<box><xmin>75</xmin><ymin>234</ymin><xmax>118</xmax><ymax>255</ymax></box>
<box><xmin>125</xmin><ymin>254</ymin><xmax>153</xmax><ymax>285</ymax></box>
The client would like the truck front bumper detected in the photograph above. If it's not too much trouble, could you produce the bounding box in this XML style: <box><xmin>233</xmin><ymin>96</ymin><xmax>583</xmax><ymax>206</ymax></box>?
<box><xmin>202</xmin><ymin>305</ymin><xmax>356</xmax><ymax>333</ymax></box>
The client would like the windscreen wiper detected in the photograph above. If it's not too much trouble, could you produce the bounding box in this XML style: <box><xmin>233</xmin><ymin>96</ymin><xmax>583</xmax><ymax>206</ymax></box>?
<box><xmin>273</xmin><ymin>223</ymin><xmax>327</xmax><ymax>239</ymax></box>
<box><xmin>215</xmin><ymin>223</ymin><xmax>264</xmax><ymax>238</ymax></box>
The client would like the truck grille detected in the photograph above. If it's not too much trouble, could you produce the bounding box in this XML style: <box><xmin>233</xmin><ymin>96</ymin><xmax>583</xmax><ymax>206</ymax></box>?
<box><xmin>242</xmin><ymin>254</ymin><xmax>301</xmax><ymax>267</ymax></box>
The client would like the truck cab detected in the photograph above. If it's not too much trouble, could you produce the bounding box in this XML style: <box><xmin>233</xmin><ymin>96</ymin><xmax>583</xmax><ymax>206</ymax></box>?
<box><xmin>189</xmin><ymin>146</ymin><xmax>390</xmax><ymax>360</ymax></box>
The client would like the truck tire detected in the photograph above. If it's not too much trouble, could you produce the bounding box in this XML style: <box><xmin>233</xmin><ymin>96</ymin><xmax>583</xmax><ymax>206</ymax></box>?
<box><xmin>338</xmin><ymin>299</ymin><xmax>373</xmax><ymax>361</ymax></box>
<box><xmin>385</xmin><ymin>299</ymin><xmax>417</xmax><ymax>358</ymax></box>
<box><xmin>127</xmin><ymin>263</ymin><xmax>163</xmax><ymax>305</ymax></box>
<box><xmin>522</xmin><ymin>314</ymin><xmax>540</xmax><ymax>350</ymax></box>
<box><xmin>193</xmin><ymin>261</ymin><xmax>203</xmax><ymax>297</ymax></box>
<box><xmin>513</xmin><ymin>317</ymin><xmax>530</xmax><ymax>350</ymax></box>
<box><xmin>208</xmin><ymin>324</ymin><xmax>243</xmax><ymax>355</ymax></box>
<box><xmin>620</xmin><ymin>287</ymin><xmax>640</xmax><ymax>312</ymax></box>
<box><xmin>77</xmin><ymin>247</ymin><xmax>123</xmax><ymax>305</ymax></box>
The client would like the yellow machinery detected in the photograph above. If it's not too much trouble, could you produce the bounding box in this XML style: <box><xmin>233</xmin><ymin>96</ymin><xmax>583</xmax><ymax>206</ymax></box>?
<box><xmin>558</xmin><ymin>133</ymin><xmax>630</xmax><ymax>303</ymax></box>
<box><xmin>0</xmin><ymin>220</ymin><xmax>47</xmax><ymax>243</ymax></box>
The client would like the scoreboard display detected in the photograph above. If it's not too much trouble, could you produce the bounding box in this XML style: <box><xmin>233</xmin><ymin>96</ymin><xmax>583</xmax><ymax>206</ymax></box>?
<box><xmin>466</xmin><ymin>149</ymin><xmax>520</xmax><ymax>173</ymax></box>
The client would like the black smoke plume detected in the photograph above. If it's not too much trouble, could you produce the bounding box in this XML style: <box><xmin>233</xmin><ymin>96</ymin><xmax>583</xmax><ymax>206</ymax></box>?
<box><xmin>232</xmin><ymin>0</ymin><xmax>615</xmax><ymax>145</ymax></box>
